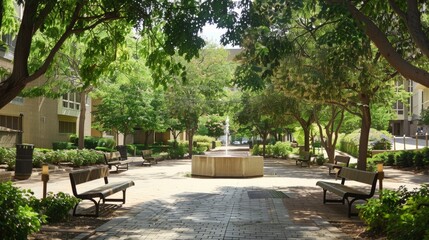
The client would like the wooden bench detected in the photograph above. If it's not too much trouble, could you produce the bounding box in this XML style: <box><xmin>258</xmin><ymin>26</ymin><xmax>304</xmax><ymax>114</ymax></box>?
<box><xmin>141</xmin><ymin>150</ymin><xmax>159</xmax><ymax>166</ymax></box>
<box><xmin>69</xmin><ymin>166</ymin><xmax>135</xmax><ymax>217</ymax></box>
<box><xmin>316</xmin><ymin>167</ymin><xmax>378</xmax><ymax>217</ymax></box>
<box><xmin>103</xmin><ymin>151</ymin><xmax>132</xmax><ymax>172</ymax></box>
<box><xmin>324</xmin><ymin>155</ymin><xmax>351</xmax><ymax>175</ymax></box>
<box><xmin>295</xmin><ymin>151</ymin><xmax>311</xmax><ymax>167</ymax></box>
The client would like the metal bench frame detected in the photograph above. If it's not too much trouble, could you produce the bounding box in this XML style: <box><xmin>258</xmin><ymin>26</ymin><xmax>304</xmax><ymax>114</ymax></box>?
<box><xmin>316</xmin><ymin>167</ymin><xmax>378</xmax><ymax>217</ymax></box>
<box><xmin>324</xmin><ymin>155</ymin><xmax>351</xmax><ymax>175</ymax></box>
<box><xmin>103</xmin><ymin>151</ymin><xmax>132</xmax><ymax>172</ymax></box>
<box><xmin>295</xmin><ymin>151</ymin><xmax>311</xmax><ymax>167</ymax></box>
<box><xmin>69</xmin><ymin>166</ymin><xmax>135</xmax><ymax>217</ymax></box>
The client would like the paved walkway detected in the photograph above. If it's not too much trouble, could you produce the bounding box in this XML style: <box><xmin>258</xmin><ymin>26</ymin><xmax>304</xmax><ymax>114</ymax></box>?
<box><xmin>13</xmin><ymin>147</ymin><xmax>429</xmax><ymax>240</ymax></box>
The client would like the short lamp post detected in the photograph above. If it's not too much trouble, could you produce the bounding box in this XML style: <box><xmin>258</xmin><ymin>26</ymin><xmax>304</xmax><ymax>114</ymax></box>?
<box><xmin>377</xmin><ymin>163</ymin><xmax>384</xmax><ymax>197</ymax></box>
<box><xmin>41</xmin><ymin>164</ymin><xmax>49</xmax><ymax>199</ymax></box>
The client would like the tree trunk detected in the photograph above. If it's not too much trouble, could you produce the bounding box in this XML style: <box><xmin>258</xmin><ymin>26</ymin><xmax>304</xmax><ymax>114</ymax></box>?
<box><xmin>78</xmin><ymin>92</ymin><xmax>87</xmax><ymax>149</ymax></box>
<box><xmin>187</xmin><ymin>129</ymin><xmax>194</xmax><ymax>159</ymax></box>
<box><xmin>303</xmin><ymin>127</ymin><xmax>311</xmax><ymax>152</ymax></box>
<box><xmin>357</xmin><ymin>96</ymin><xmax>371</xmax><ymax>171</ymax></box>
<box><xmin>261</xmin><ymin>133</ymin><xmax>268</xmax><ymax>157</ymax></box>
<box><xmin>144</xmin><ymin>131</ymin><xmax>152</xmax><ymax>146</ymax></box>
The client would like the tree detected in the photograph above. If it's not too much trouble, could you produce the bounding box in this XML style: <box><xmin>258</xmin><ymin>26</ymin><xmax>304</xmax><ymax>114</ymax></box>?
<box><xmin>92</xmin><ymin>62</ymin><xmax>153</xmax><ymax>145</ymax></box>
<box><xmin>165</xmin><ymin>46</ymin><xmax>235</xmax><ymax>157</ymax></box>
<box><xmin>0</xmin><ymin>0</ymin><xmax>237</xmax><ymax>109</ymax></box>
<box><xmin>227</xmin><ymin>0</ymin><xmax>402</xmax><ymax>170</ymax></box>
<box><xmin>323</xmin><ymin>1</ymin><xmax>429</xmax><ymax>87</ymax></box>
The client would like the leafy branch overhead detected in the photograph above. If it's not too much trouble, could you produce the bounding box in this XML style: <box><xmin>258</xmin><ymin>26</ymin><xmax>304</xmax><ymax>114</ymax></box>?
<box><xmin>0</xmin><ymin>0</ymin><xmax>239</xmax><ymax>109</ymax></box>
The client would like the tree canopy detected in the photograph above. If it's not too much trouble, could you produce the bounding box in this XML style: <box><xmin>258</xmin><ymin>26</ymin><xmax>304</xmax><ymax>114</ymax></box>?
<box><xmin>0</xmin><ymin>0</ymin><xmax>237</xmax><ymax>109</ymax></box>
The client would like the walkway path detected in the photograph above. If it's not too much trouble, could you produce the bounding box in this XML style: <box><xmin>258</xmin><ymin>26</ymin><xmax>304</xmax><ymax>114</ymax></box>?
<box><xmin>13</xmin><ymin>147</ymin><xmax>429</xmax><ymax>239</ymax></box>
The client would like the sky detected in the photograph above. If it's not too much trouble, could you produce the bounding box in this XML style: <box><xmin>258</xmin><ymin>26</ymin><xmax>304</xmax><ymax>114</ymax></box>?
<box><xmin>200</xmin><ymin>24</ymin><xmax>239</xmax><ymax>49</ymax></box>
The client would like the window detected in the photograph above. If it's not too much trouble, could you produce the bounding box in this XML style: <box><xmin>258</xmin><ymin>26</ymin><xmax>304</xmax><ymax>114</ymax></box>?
<box><xmin>62</xmin><ymin>93</ymin><xmax>80</xmax><ymax>110</ymax></box>
<box><xmin>59</xmin><ymin>121</ymin><xmax>76</xmax><ymax>134</ymax></box>
<box><xmin>0</xmin><ymin>115</ymin><xmax>20</xmax><ymax>130</ymax></box>
<box><xmin>10</xmin><ymin>96</ymin><xmax>24</xmax><ymax>105</ymax></box>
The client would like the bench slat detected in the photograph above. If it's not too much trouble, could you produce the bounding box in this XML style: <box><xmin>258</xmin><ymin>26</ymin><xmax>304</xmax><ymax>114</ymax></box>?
<box><xmin>339</xmin><ymin>167</ymin><xmax>377</xmax><ymax>185</ymax></box>
<box><xmin>70</xmin><ymin>166</ymin><xmax>109</xmax><ymax>185</ymax></box>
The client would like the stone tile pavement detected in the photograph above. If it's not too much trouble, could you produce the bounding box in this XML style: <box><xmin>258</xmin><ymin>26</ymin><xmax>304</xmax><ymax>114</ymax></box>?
<box><xmin>12</xmin><ymin>148</ymin><xmax>429</xmax><ymax>240</ymax></box>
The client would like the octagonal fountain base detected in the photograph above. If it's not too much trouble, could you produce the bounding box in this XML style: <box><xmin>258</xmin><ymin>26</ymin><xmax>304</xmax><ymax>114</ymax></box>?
<box><xmin>192</xmin><ymin>155</ymin><xmax>264</xmax><ymax>178</ymax></box>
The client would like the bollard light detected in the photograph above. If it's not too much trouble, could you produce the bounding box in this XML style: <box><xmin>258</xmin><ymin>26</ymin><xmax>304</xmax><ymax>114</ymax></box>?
<box><xmin>403</xmin><ymin>134</ymin><xmax>406</xmax><ymax>150</ymax></box>
<box><xmin>377</xmin><ymin>162</ymin><xmax>384</xmax><ymax>197</ymax></box>
<box><xmin>41</xmin><ymin>164</ymin><xmax>49</xmax><ymax>199</ymax></box>
<box><xmin>416</xmin><ymin>132</ymin><xmax>419</xmax><ymax>150</ymax></box>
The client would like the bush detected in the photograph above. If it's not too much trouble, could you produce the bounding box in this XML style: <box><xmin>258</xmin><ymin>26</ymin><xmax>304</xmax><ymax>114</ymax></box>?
<box><xmin>193</xmin><ymin>135</ymin><xmax>216</xmax><ymax>143</ymax></box>
<box><xmin>168</xmin><ymin>142</ymin><xmax>187</xmax><ymax>159</ymax></box>
<box><xmin>272</xmin><ymin>142</ymin><xmax>293</xmax><ymax>158</ymax></box>
<box><xmin>371</xmin><ymin>138</ymin><xmax>392</xmax><ymax>150</ymax></box>
<box><xmin>2</xmin><ymin>148</ymin><xmax>16</xmax><ymax>171</ymax></box>
<box><xmin>251</xmin><ymin>144</ymin><xmax>261</xmax><ymax>156</ymax></box>
<box><xmin>0</xmin><ymin>182</ymin><xmax>45</xmax><ymax>239</ymax></box>
<box><xmin>358</xmin><ymin>185</ymin><xmax>429</xmax><ymax>239</ymax></box>
<box><xmin>340</xmin><ymin>128</ymin><xmax>392</xmax><ymax>157</ymax></box>
<box><xmin>31</xmin><ymin>192</ymin><xmax>80</xmax><ymax>223</ymax></box>
<box><xmin>315</xmin><ymin>155</ymin><xmax>326</xmax><ymax>165</ymax></box>
<box><xmin>32</xmin><ymin>149</ymin><xmax>46</xmax><ymax>168</ymax></box>
<box><xmin>95</xmin><ymin>138</ymin><xmax>116</xmax><ymax>152</ymax></box>
<box><xmin>395</xmin><ymin>150</ymin><xmax>414</xmax><ymax>168</ymax></box>
<box><xmin>52</xmin><ymin>141</ymin><xmax>76</xmax><ymax>150</ymax></box>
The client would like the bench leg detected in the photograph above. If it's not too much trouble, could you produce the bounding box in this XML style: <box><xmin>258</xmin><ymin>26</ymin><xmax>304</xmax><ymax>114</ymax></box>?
<box><xmin>346</xmin><ymin>198</ymin><xmax>363</xmax><ymax>218</ymax></box>
<box><xmin>73</xmin><ymin>198</ymin><xmax>101</xmax><ymax>217</ymax></box>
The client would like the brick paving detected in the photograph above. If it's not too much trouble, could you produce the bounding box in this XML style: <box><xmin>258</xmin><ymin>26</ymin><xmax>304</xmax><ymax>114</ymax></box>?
<box><xmin>11</xmin><ymin>147</ymin><xmax>429</xmax><ymax>239</ymax></box>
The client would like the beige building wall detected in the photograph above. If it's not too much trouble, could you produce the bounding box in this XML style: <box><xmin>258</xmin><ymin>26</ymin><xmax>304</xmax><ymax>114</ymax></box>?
<box><xmin>0</xmin><ymin>76</ymin><xmax>93</xmax><ymax>148</ymax></box>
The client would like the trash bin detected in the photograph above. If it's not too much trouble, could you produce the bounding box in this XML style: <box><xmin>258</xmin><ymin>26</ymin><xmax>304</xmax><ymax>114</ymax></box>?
<box><xmin>211</xmin><ymin>141</ymin><xmax>216</xmax><ymax>149</ymax></box>
<box><xmin>14</xmin><ymin>144</ymin><xmax>34</xmax><ymax>180</ymax></box>
<box><xmin>116</xmin><ymin>145</ymin><xmax>128</xmax><ymax>160</ymax></box>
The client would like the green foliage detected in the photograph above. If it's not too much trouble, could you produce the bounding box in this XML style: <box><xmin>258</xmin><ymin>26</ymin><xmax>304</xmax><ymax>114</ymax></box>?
<box><xmin>370</xmin><ymin>138</ymin><xmax>392</xmax><ymax>150</ymax></box>
<box><xmin>0</xmin><ymin>147</ymin><xmax>16</xmax><ymax>170</ymax></box>
<box><xmin>420</xmin><ymin>107</ymin><xmax>429</xmax><ymax>126</ymax></box>
<box><xmin>251</xmin><ymin>144</ymin><xmax>261</xmax><ymax>156</ymax></box>
<box><xmin>251</xmin><ymin>142</ymin><xmax>292</xmax><ymax>158</ymax></box>
<box><xmin>339</xmin><ymin>128</ymin><xmax>392</xmax><ymax>157</ymax></box>
<box><xmin>358</xmin><ymin>185</ymin><xmax>429</xmax><ymax>239</ymax></box>
<box><xmin>0</xmin><ymin>182</ymin><xmax>45</xmax><ymax>239</ymax></box>
<box><xmin>193</xmin><ymin>135</ymin><xmax>216</xmax><ymax>143</ymax></box>
<box><xmin>31</xmin><ymin>192</ymin><xmax>80</xmax><ymax>223</ymax></box>
<box><xmin>32</xmin><ymin>150</ymin><xmax>46</xmax><ymax>168</ymax></box>
<box><xmin>272</xmin><ymin>142</ymin><xmax>293</xmax><ymax>158</ymax></box>
<box><xmin>315</xmin><ymin>155</ymin><xmax>326</xmax><ymax>165</ymax></box>
<box><xmin>168</xmin><ymin>143</ymin><xmax>187</xmax><ymax>159</ymax></box>
<box><xmin>52</xmin><ymin>142</ymin><xmax>76</xmax><ymax>150</ymax></box>
<box><xmin>95</xmin><ymin>138</ymin><xmax>116</xmax><ymax>152</ymax></box>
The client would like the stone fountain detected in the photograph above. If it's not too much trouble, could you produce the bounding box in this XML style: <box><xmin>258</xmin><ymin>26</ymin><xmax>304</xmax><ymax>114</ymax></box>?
<box><xmin>191</xmin><ymin>117</ymin><xmax>264</xmax><ymax>178</ymax></box>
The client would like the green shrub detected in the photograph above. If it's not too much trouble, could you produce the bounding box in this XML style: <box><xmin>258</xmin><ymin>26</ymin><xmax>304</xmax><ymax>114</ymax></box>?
<box><xmin>84</xmin><ymin>136</ymin><xmax>100</xmax><ymax>149</ymax></box>
<box><xmin>0</xmin><ymin>182</ymin><xmax>45</xmax><ymax>239</ymax></box>
<box><xmin>192</xmin><ymin>145</ymin><xmax>207</xmax><ymax>155</ymax></box>
<box><xmin>32</xmin><ymin>149</ymin><xmax>46</xmax><ymax>168</ymax></box>
<box><xmin>0</xmin><ymin>147</ymin><xmax>8</xmax><ymax>164</ymax></box>
<box><xmin>414</xmin><ymin>151</ymin><xmax>425</xmax><ymax>169</ymax></box>
<box><xmin>2</xmin><ymin>148</ymin><xmax>16</xmax><ymax>170</ymax></box>
<box><xmin>358</xmin><ymin>185</ymin><xmax>429</xmax><ymax>239</ymax></box>
<box><xmin>196</xmin><ymin>142</ymin><xmax>211</xmax><ymax>151</ymax></box>
<box><xmin>315</xmin><ymin>155</ymin><xmax>326</xmax><ymax>165</ymax></box>
<box><xmin>31</xmin><ymin>192</ymin><xmax>80</xmax><ymax>223</ymax></box>
<box><xmin>168</xmin><ymin>143</ymin><xmax>187</xmax><ymax>159</ymax></box>
<box><xmin>69</xmin><ymin>134</ymin><xmax>78</xmax><ymax>145</ymax></box>
<box><xmin>127</xmin><ymin>144</ymin><xmax>137</xmax><ymax>156</ymax></box>
<box><xmin>251</xmin><ymin>144</ymin><xmax>261</xmax><ymax>156</ymax></box>
<box><xmin>371</xmin><ymin>138</ymin><xmax>392</xmax><ymax>150</ymax></box>
<box><xmin>272</xmin><ymin>141</ymin><xmax>293</xmax><ymax>158</ymax></box>
<box><xmin>395</xmin><ymin>150</ymin><xmax>415</xmax><ymax>167</ymax></box>
<box><xmin>52</xmin><ymin>141</ymin><xmax>76</xmax><ymax>150</ymax></box>
<box><xmin>95</xmin><ymin>137</ymin><xmax>115</xmax><ymax>152</ymax></box>
<box><xmin>44</xmin><ymin>151</ymin><xmax>67</xmax><ymax>165</ymax></box>
<box><xmin>340</xmin><ymin>128</ymin><xmax>392</xmax><ymax>157</ymax></box>
<box><xmin>193</xmin><ymin>135</ymin><xmax>216</xmax><ymax>143</ymax></box>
